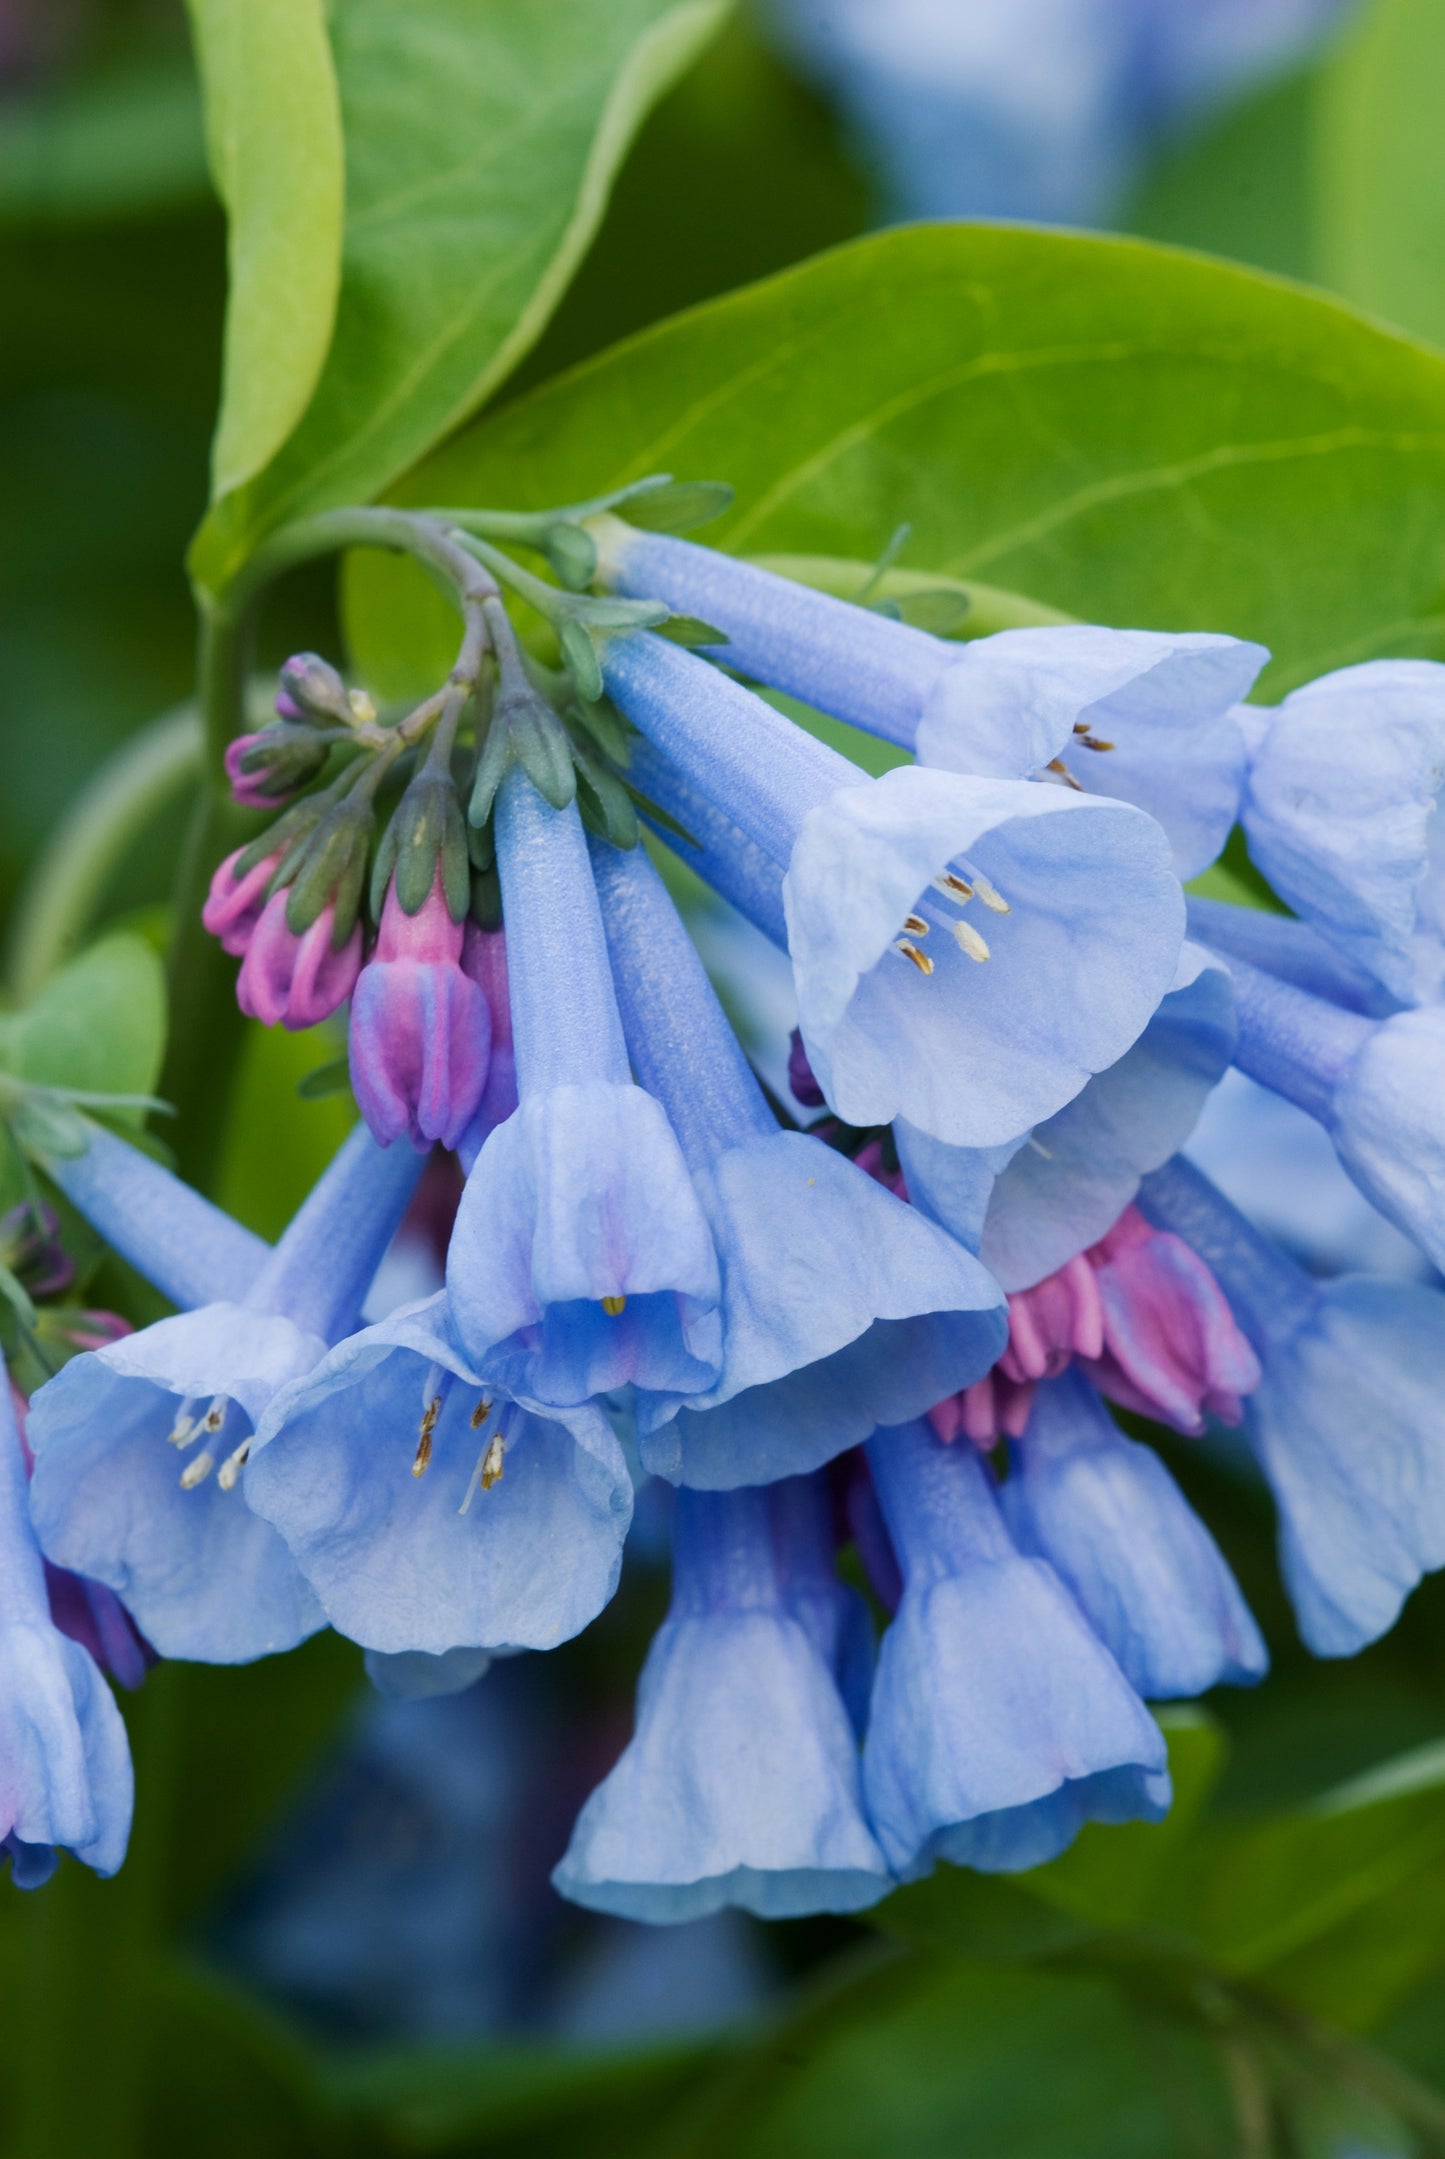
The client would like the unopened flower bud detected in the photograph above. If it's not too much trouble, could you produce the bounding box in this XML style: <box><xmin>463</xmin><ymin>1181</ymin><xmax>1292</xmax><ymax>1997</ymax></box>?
<box><xmin>237</xmin><ymin>891</ymin><xmax>363</xmax><ymax>1029</ymax></box>
<box><xmin>202</xmin><ymin>848</ymin><xmax>284</xmax><ymax>957</ymax></box>
<box><xmin>224</xmin><ymin>724</ymin><xmax>331</xmax><ymax>809</ymax></box>
<box><xmin>348</xmin><ymin>875</ymin><xmax>492</xmax><ymax>1151</ymax></box>
<box><xmin>0</xmin><ymin>1202</ymin><xmax>72</xmax><ymax>1298</ymax></box>
<box><xmin>278</xmin><ymin>651</ymin><xmax>353</xmax><ymax>726</ymax></box>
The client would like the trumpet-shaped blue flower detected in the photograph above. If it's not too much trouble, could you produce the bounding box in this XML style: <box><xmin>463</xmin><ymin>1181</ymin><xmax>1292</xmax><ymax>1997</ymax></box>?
<box><xmin>41</xmin><ymin>1118</ymin><xmax>270</xmax><ymax>1310</ymax></box>
<box><xmin>999</xmin><ymin>1369</ymin><xmax>1266</xmax><ymax>1699</ymax></box>
<box><xmin>244</xmin><ymin>1291</ymin><xmax>632</xmax><ymax>1658</ymax></box>
<box><xmin>1205</xmin><ymin>951</ymin><xmax>1445</xmax><ymax>1272</ymax></box>
<box><xmin>445</xmin><ymin>770</ymin><xmax>721</xmax><ymax>1405</ymax></box>
<box><xmin>590</xmin><ymin>837</ymin><xmax>1006</xmax><ymax>1486</ymax></box>
<box><xmin>595</xmin><ymin>526</ymin><xmax>1265</xmax><ymax>876</ymax></box>
<box><xmin>28</xmin><ymin>1125</ymin><xmax>423</xmax><ymax>1663</ymax></box>
<box><xmin>862</xmin><ymin>1420</ymin><xmax>1170</xmax><ymax>1876</ymax></box>
<box><xmin>1240</xmin><ymin>661</ymin><xmax>1445</xmax><ymax>1006</ymax></box>
<box><xmin>2</xmin><ymin>1350</ymin><xmax>133</xmax><ymax>1887</ymax></box>
<box><xmin>898</xmin><ymin>939</ymin><xmax>1235</xmax><ymax>1290</ymax></box>
<box><xmin>604</xmin><ymin>633</ymin><xmax>1183</xmax><ymax>1148</ymax></box>
<box><xmin>553</xmin><ymin>1478</ymin><xmax>891</xmax><ymax>1922</ymax></box>
<box><xmin>1186</xmin><ymin>896</ymin><xmax>1401</xmax><ymax>1018</ymax></box>
<box><xmin>1140</xmin><ymin>1156</ymin><xmax>1445</xmax><ymax>1655</ymax></box>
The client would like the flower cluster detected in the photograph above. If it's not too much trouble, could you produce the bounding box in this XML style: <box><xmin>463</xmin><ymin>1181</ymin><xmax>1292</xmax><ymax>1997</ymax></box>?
<box><xmin>12</xmin><ymin>490</ymin><xmax>1445</xmax><ymax>1917</ymax></box>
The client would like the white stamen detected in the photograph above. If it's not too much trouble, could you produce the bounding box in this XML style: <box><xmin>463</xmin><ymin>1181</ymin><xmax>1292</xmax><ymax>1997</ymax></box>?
<box><xmin>217</xmin><ymin>1440</ymin><xmax>251</xmax><ymax>1491</ymax></box>
<box><xmin>953</xmin><ymin>920</ymin><xmax>991</xmax><ymax>963</ymax></box>
<box><xmin>166</xmin><ymin>1408</ymin><xmax>199</xmax><ymax>1448</ymax></box>
<box><xmin>180</xmin><ymin>1451</ymin><xmax>215</xmax><ymax>1490</ymax></box>
<box><xmin>1026</xmin><ymin>1135</ymin><xmax>1054</xmax><ymax>1160</ymax></box>
<box><xmin>970</xmin><ymin>872</ymin><xmax>1010</xmax><ymax>915</ymax></box>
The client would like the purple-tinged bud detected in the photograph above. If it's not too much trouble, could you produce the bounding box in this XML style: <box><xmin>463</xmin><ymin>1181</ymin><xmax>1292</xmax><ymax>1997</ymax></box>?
<box><xmin>348</xmin><ymin>876</ymin><xmax>492</xmax><ymax>1152</ymax></box>
<box><xmin>0</xmin><ymin>1203</ymin><xmax>72</xmax><ymax>1299</ymax></box>
<box><xmin>237</xmin><ymin>891</ymin><xmax>363</xmax><ymax>1030</ymax></box>
<box><xmin>202</xmin><ymin>847</ymin><xmax>284</xmax><ymax>956</ymax></box>
<box><xmin>455</xmin><ymin>924</ymin><xmax>517</xmax><ymax>1171</ymax></box>
<box><xmin>278</xmin><ymin>651</ymin><xmax>353</xmax><ymax>726</ymax></box>
<box><xmin>225</xmin><ymin>723</ymin><xmax>331</xmax><ymax>809</ymax></box>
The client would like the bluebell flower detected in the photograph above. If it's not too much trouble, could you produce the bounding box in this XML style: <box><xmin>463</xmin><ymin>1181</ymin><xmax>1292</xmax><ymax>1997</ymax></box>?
<box><xmin>596</xmin><ymin>526</ymin><xmax>1266</xmax><ymax>878</ymax></box>
<box><xmin>862</xmin><ymin>1420</ymin><xmax>1170</xmax><ymax>1876</ymax></box>
<box><xmin>2</xmin><ymin>1349</ymin><xmax>133</xmax><ymax>1886</ymax></box>
<box><xmin>1201</xmin><ymin>949</ymin><xmax>1445</xmax><ymax>1272</ymax></box>
<box><xmin>1140</xmin><ymin>1155</ymin><xmax>1445</xmax><ymax>1655</ymax></box>
<box><xmin>28</xmin><ymin>1124</ymin><xmax>423</xmax><ymax>1663</ymax></box>
<box><xmin>589</xmin><ymin>836</ymin><xmax>1006</xmax><ymax>1487</ymax></box>
<box><xmin>603</xmin><ymin>631</ymin><xmax>1184</xmax><ymax>1148</ymax></box>
<box><xmin>554</xmin><ymin>1478</ymin><xmax>891</xmax><ymax>1922</ymax></box>
<box><xmin>244</xmin><ymin>1291</ymin><xmax>632</xmax><ymax>1658</ymax></box>
<box><xmin>1186</xmin><ymin>895</ymin><xmax>1402</xmax><ymax>1019</ymax></box>
<box><xmin>444</xmin><ymin>769</ymin><xmax>721</xmax><ymax>1405</ymax></box>
<box><xmin>1240</xmin><ymin>661</ymin><xmax>1445</xmax><ymax>1006</ymax></box>
<box><xmin>898</xmin><ymin>939</ymin><xmax>1235</xmax><ymax>1291</ymax></box>
<box><xmin>998</xmin><ymin>1369</ymin><xmax>1267</xmax><ymax>1699</ymax></box>
<box><xmin>41</xmin><ymin>1117</ymin><xmax>270</xmax><ymax>1310</ymax></box>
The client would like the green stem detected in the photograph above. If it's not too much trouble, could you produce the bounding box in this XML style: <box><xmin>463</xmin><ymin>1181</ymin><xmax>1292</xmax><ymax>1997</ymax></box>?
<box><xmin>745</xmin><ymin>552</ymin><xmax>1075</xmax><ymax>635</ymax></box>
<box><xmin>158</xmin><ymin>510</ymin><xmax>498</xmax><ymax>1189</ymax></box>
<box><xmin>4</xmin><ymin>707</ymin><xmax>203</xmax><ymax>1002</ymax></box>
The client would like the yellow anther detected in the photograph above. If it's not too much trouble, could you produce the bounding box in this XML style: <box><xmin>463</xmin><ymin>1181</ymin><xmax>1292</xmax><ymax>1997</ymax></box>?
<box><xmin>903</xmin><ymin>914</ymin><xmax>929</xmax><ymax>936</ymax></box>
<box><xmin>601</xmin><ymin>1294</ymin><xmax>627</xmax><ymax>1316</ymax></box>
<box><xmin>480</xmin><ymin>1432</ymin><xmax>505</xmax><ymax>1490</ymax></box>
<box><xmin>469</xmin><ymin>1396</ymin><xmax>492</xmax><ymax>1429</ymax></box>
<box><xmin>1080</xmin><ymin>734</ymin><xmax>1114</xmax><ymax>752</ymax></box>
<box><xmin>895</xmin><ymin>939</ymin><xmax>934</xmax><ymax>976</ymax></box>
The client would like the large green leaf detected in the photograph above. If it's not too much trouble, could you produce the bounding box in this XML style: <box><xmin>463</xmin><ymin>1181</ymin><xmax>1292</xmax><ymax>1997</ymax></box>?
<box><xmin>349</xmin><ymin>222</ymin><xmax>1445</xmax><ymax>697</ymax></box>
<box><xmin>191</xmin><ymin>0</ymin><xmax>729</xmax><ymax>595</ymax></box>
<box><xmin>186</xmin><ymin>0</ymin><xmax>345</xmax><ymax>503</ymax></box>
<box><xmin>1315</xmin><ymin>0</ymin><xmax>1445</xmax><ymax>350</ymax></box>
<box><xmin>0</xmin><ymin>933</ymin><xmax>166</xmax><ymax>1106</ymax></box>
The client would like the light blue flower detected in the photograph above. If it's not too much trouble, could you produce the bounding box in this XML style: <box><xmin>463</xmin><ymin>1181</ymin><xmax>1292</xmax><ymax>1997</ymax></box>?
<box><xmin>1241</xmin><ymin>660</ymin><xmax>1445</xmax><ymax>1006</ymax></box>
<box><xmin>899</xmin><ymin>940</ymin><xmax>1235</xmax><ymax>1290</ymax></box>
<box><xmin>445</xmin><ymin>770</ymin><xmax>721</xmax><ymax>1405</ymax></box>
<box><xmin>1</xmin><ymin>1350</ymin><xmax>133</xmax><ymax>1887</ymax></box>
<box><xmin>862</xmin><ymin>1420</ymin><xmax>1170</xmax><ymax>1877</ymax></box>
<box><xmin>1140</xmin><ymin>1156</ymin><xmax>1445</xmax><ymax>1655</ymax></box>
<box><xmin>28</xmin><ymin>1125</ymin><xmax>423</xmax><ymax>1663</ymax></box>
<box><xmin>1205</xmin><ymin>949</ymin><xmax>1445</xmax><ymax>1272</ymax></box>
<box><xmin>553</xmin><ymin>1479</ymin><xmax>892</xmax><ymax>1922</ymax></box>
<box><xmin>40</xmin><ymin>1118</ymin><xmax>271</xmax><ymax>1309</ymax></box>
<box><xmin>1187</xmin><ymin>896</ymin><xmax>1402</xmax><ymax>1019</ymax></box>
<box><xmin>244</xmin><ymin>1291</ymin><xmax>632</xmax><ymax>1658</ymax></box>
<box><xmin>590</xmin><ymin>837</ymin><xmax>1006</xmax><ymax>1487</ymax></box>
<box><xmin>604</xmin><ymin>633</ymin><xmax>1184</xmax><ymax>1148</ymax></box>
<box><xmin>598</xmin><ymin>528</ymin><xmax>1265</xmax><ymax>877</ymax></box>
<box><xmin>999</xmin><ymin>1369</ymin><xmax>1267</xmax><ymax>1699</ymax></box>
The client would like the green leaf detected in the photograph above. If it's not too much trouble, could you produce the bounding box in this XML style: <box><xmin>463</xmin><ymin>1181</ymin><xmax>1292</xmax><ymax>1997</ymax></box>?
<box><xmin>185</xmin><ymin>0</ymin><xmax>345</xmax><ymax>502</ymax></box>
<box><xmin>355</xmin><ymin>225</ymin><xmax>1445</xmax><ymax>699</ymax></box>
<box><xmin>1315</xmin><ymin>0</ymin><xmax>1445</xmax><ymax>349</ymax></box>
<box><xmin>190</xmin><ymin>0</ymin><xmax>730</xmax><ymax>595</ymax></box>
<box><xmin>0</xmin><ymin>934</ymin><xmax>166</xmax><ymax>1111</ymax></box>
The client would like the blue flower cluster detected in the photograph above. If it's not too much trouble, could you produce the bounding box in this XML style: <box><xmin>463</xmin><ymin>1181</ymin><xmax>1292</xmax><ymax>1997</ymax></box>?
<box><xmin>10</xmin><ymin>515</ymin><xmax>1445</xmax><ymax>1918</ymax></box>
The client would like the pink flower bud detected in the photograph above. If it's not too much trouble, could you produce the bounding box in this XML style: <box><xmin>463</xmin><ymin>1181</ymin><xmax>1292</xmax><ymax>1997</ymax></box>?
<box><xmin>348</xmin><ymin>879</ymin><xmax>492</xmax><ymax>1150</ymax></box>
<box><xmin>202</xmin><ymin>848</ymin><xmax>283</xmax><ymax>957</ymax></box>
<box><xmin>237</xmin><ymin>890</ymin><xmax>363</xmax><ymax>1030</ymax></box>
<box><xmin>224</xmin><ymin>734</ymin><xmax>294</xmax><ymax>809</ymax></box>
<box><xmin>456</xmin><ymin>924</ymin><xmax>517</xmax><ymax>1169</ymax></box>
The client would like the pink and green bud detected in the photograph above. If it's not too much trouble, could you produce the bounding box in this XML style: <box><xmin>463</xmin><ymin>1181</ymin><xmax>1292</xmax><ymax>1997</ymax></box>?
<box><xmin>348</xmin><ymin>876</ymin><xmax>492</xmax><ymax>1151</ymax></box>
<box><xmin>237</xmin><ymin>891</ymin><xmax>363</xmax><ymax>1030</ymax></box>
<box><xmin>224</xmin><ymin>724</ymin><xmax>330</xmax><ymax>810</ymax></box>
<box><xmin>202</xmin><ymin>847</ymin><xmax>284</xmax><ymax>956</ymax></box>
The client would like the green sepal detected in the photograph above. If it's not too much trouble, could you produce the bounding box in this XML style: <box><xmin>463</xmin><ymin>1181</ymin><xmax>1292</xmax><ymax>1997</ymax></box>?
<box><xmin>655</xmin><ymin>615</ymin><xmax>728</xmax><ymax>648</ymax></box>
<box><xmin>237</xmin><ymin>793</ymin><xmax>326</xmax><ymax>880</ymax></box>
<box><xmin>619</xmin><ymin>479</ymin><xmax>734</xmax><ymax>533</ymax></box>
<box><xmin>467</xmin><ymin>816</ymin><xmax>495</xmax><ymax>873</ymax></box>
<box><xmin>469</xmin><ymin>673</ymin><xmax>576</xmax><ymax>825</ymax></box>
<box><xmin>470</xmin><ymin>862</ymin><xmax>502</xmax><ymax>932</ymax></box>
<box><xmin>284</xmin><ymin>797</ymin><xmax>374</xmax><ymax>935</ymax></box>
<box><xmin>542</xmin><ymin>521</ymin><xmax>597</xmax><ymax>591</ymax></box>
<box><xmin>296</xmin><ymin>1056</ymin><xmax>354</xmax><ymax>1100</ymax></box>
<box><xmin>440</xmin><ymin>795</ymin><xmax>471</xmax><ymax>922</ymax></box>
<box><xmin>392</xmin><ymin>768</ymin><xmax>460</xmax><ymax>915</ymax></box>
<box><xmin>559</xmin><ymin>619</ymin><xmax>603</xmax><ymax>703</ymax></box>
<box><xmin>567</xmin><ymin>691</ymin><xmax>632</xmax><ymax>768</ymax></box>
<box><xmin>328</xmin><ymin>831</ymin><xmax>369</xmax><ymax>947</ymax></box>
<box><xmin>578</xmin><ymin>596</ymin><xmax>671</xmax><ymax>631</ymax></box>
<box><xmin>891</xmin><ymin>588</ymin><xmax>971</xmax><ymax>634</ymax></box>
<box><xmin>235</xmin><ymin>720</ymin><xmax>334</xmax><ymax>792</ymax></box>
<box><xmin>8</xmin><ymin>1094</ymin><xmax>91</xmax><ymax>1160</ymax></box>
<box><xmin>514</xmin><ymin>702</ymin><xmax>578</xmax><ymax>810</ymax></box>
<box><xmin>626</xmin><ymin>785</ymin><xmax>698</xmax><ymax>849</ymax></box>
<box><xmin>368</xmin><ymin>813</ymin><xmax>400</xmax><ymax>921</ymax></box>
<box><xmin>571</xmin><ymin>741</ymin><xmax>639</xmax><ymax>849</ymax></box>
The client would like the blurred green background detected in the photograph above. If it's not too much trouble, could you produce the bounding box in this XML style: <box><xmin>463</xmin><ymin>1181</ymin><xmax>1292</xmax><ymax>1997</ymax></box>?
<box><xmin>6</xmin><ymin>2</ymin><xmax>1445</xmax><ymax>2153</ymax></box>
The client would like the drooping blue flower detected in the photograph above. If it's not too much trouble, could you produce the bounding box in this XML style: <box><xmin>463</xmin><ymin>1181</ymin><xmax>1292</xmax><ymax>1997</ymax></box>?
<box><xmin>1139</xmin><ymin>1155</ymin><xmax>1445</xmax><ymax>1656</ymax></box>
<box><xmin>862</xmin><ymin>1420</ymin><xmax>1171</xmax><ymax>1877</ymax></box>
<box><xmin>444</xmin><ymin>769</ymin><xmax>721</xmax><ymax>1406</ymax></box>
<box><xmin>1199</xmin><ymin>948</ymin><xmax>1445</xmax><ymax>1272</ymax></box>
<box><xmin>594</xmin><ymin>527</ymin><xmax>1265</xmax><ymax>878</ymax></box>
<box><xmin>28</xmin><ymin>1124</ymin><xmax>423</xmax><ymax>1663</ymax></box>
<box><xmin>244</xmin><ymin>1291</ymin><xmax>632</xmax><ymax>1659</ymax></box>
<box><xmin>553</xmin><ymin>1478</ymin><xmax>892</xmax><ymax>1922</ymax></box>
<box><xmin>897</xmin><ymin>939</ymin><xmax>1235</xmax><ymax>1290</ymax></box>
<box><xmin>589</xmin><ymin>836</ymin><xmax>1006</xmax><ymax>1487</ymax></box>
<box><xmin>1240</xmin><ymin>660</ymin><xmax>1445</xmax><ymax>1006</ymax></box>
<box><xmin>603</xmin><ymin>632</ymin><xmax>1184</xmax><ymax>1148</ymax></box>
<box><xmin>40</xmin><ymin>1118</ymin><xmax>271</xmax><ymax>1310</ymax></box>
<box><xmin>1186</xmin><ymin>895</ymin><xmax>1402</xmax><ymax>1019</ymax></box>
<box><xmin>1</xmin><ymin>1348</ymin><xmax>133</xmax><ymax>1887</ymax></box>
<box><xmin>998</xmin><ymin>1368</ymin><xmax>1267</xmax><ymax>1699</ymax></box>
